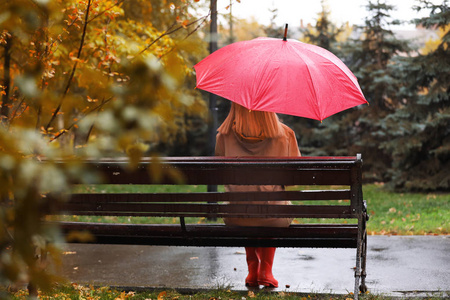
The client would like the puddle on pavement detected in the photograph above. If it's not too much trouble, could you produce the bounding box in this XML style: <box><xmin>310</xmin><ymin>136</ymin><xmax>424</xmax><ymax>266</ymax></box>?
<box><xmin>371</xmin><ymin>247</ymin><xmax>388</xmax><ymax>252</ymax></box>
<box><xmin>297</xmin><ymin>254</ymin><xmax>315</xmax><ymax>260</ymax></box>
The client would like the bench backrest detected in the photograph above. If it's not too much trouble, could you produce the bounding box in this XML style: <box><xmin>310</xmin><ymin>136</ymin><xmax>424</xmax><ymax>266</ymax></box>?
<box><xmin>55</xmin><ymin>155</ymin><xmax>364</xmax><ymax>222</ymax></box>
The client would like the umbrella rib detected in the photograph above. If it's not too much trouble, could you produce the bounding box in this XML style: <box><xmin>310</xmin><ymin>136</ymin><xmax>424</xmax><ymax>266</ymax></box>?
<box><xmin>289</xmin><ymin>45</ymin><xmax>322</xmax><ymax>121</ymax></box>
<box><xmin>296</xmin><ymin>41</ymin><xmax>364</xmax><ymax>95</ymax></box>
<box><xmin>254</xmin><ymin>46</ymin><xmax>283</xmax><ymax>111</ymax></box>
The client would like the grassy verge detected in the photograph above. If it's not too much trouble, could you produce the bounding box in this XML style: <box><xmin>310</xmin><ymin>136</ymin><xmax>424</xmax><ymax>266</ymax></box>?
<box><xmin>363</xmin><ymin>183</ymin><xmax>449</xmax><ymax>235</ymax></box>
<box><xmin>56</xmin><ymin>184</ymin><xmax>450</xmax><ymax>235</ymax></box>
<box><xmin>7</xmin><ymin>283</ymin><xmax>447</xmax><ymax>300</ymax></box>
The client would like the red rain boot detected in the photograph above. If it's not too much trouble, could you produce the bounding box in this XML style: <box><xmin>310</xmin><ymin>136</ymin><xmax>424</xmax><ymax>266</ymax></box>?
<box><xmin>245</xmin><ymin>247</ymin><xmax>260</xmax><ymax>287</ymax></box>
<box><xmin>257</xmin><ymin>247</ymin><xmax>278</xmax><ymax>287</ymax></box>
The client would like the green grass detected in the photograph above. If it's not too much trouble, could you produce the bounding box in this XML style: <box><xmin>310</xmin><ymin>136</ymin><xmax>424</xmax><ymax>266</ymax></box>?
<box><xmin>56</xmin><ymin>183</ymin><xmax>450</xmax><ymax>235</ymax></box>
<box><xmin>7</xmin><ymin>283</ymin><xmax>448</xmax><ymax>300</ymax></box>
<box><xmin>363</xmin><ymin>183</ymin><xmax>449</xmax><ymax>235</ymax></box>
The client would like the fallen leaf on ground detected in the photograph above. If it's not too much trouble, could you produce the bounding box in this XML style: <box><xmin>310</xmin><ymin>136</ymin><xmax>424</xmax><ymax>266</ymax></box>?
<box><xmin>158</xmin><ymin>291</ymin><xmax>167</xmax><ymax>300</ymax></box>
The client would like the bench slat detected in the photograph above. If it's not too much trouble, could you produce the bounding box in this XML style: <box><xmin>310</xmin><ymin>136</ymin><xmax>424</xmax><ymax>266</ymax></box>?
<box><xmin>55</xmin><ymin>222</ymin><xmax>358</xmax><ymax>248</ymax></box>
<box><xmin>67</xmin><ymin>190</ymin><xmax>352</xmax><ymax>203</ymax></box>
<box><xmin>56</xmin><ymin>222</ymin><xmax>358</xmax><ymax>237</ymax></box>
<box><xmin>98</xmin><ymin>168</ymin><xmax>353</xmax><ymax>185</ymax></box>
<box><xmin>55</xmin><ymin>203</ymin><xmax>354</xmax><ymax>219</ymax></box>
<box><xmin>76</xmin><ymin>156</ymin><xmax>360</xmax><ymax>186</ymax></box>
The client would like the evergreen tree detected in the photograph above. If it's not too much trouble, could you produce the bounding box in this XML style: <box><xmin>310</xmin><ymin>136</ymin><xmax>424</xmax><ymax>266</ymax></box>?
<box><xmin>345</xmin><ymin>0</ymin><xmax>411</xmax><ymax>111</ymax></box>
<box><xmin>377</xmin><ymin>0</ymin><xmax>450</xmax><ymax>191</ymax></box>
<box><xmin>298</xmin><ymin>0</ymin><xmax>413</xmax><ymax>183</ymax></box>
<box><xmin>263</xmin><ymin>6</ymin><xmax>283</xmax><ymax>39</ymax></box>
<box><xmin>300</xmin><ymin>0</ymin><xmax>343</xmax><ymax>52</ymax></box>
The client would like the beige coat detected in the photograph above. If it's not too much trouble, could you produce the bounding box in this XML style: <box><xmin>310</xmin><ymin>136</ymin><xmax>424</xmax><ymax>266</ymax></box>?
<box><xmin>215</xmin><ymin>123</ymin><xmax>301</xmax><ymax>227</ymax></box>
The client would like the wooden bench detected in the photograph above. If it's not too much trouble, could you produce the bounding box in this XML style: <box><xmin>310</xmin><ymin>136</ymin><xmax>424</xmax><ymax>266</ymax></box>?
<box><xmin>46</xmin><ymin>155</ymin><xmax>368</xmax><ymax>299</ymax></box>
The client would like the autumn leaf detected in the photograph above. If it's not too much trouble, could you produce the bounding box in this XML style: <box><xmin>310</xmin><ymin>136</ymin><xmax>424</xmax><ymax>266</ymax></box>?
<box><xmin>157</xmin><ymin>291</ymin><xmax>167</xmax><ymax>300</ymax></box>
<box><xmin>65</xmin><ymin>230</ymin><xmax>95</xmax><ymax>243</ymax></box>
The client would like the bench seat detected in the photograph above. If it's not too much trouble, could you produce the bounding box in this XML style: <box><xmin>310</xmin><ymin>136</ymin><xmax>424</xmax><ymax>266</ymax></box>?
<box><xmin>54</xmin><ymin>222</ymin><xmax>359</xmax><ymax>248</ymax></box>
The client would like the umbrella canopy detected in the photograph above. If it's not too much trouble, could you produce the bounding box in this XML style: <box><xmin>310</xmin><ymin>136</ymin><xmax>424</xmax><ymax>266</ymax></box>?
<box><xmin>194</xmin><ymin>37</ymin><xmax>368</xmax><ymax>121</ymax></box>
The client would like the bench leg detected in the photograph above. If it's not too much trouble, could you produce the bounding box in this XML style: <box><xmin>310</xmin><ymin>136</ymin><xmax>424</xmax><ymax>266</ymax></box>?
<box><xmin>360</xmin><ymin>227</ymin><xmax>368</xmax><ymax>293</ymax></box>
<box><xmin>354</xmin><ymin>217</ymin><xmax>366</xmax><ymax>300</ymax></box>
<box><xmin>354</xmin><ymin>243</ymin><xmax>361</xmax><ymax>300</ymax></box>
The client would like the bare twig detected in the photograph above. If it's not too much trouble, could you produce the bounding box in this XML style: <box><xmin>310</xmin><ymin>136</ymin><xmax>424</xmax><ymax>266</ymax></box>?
<box><xmin>7</xmin><ymin>97</ymin><xmax>26</xmax><ymax>130</ymax></box>
<box><xmin>135</xmin><ymin>13</ymin><xmax>210</xmax><ymax>58</ymax></box>
<box><xmin>50</xmin><ymin>96</ymin><xmax>113</xmax><ymax>142</ymax></box>
<box><xmin>87</xmin><ymin>0</ymin><xmax>125</xmax><ymax>24</ymax></box>
<box><xmin>45</xmin><ymin>0</ymin><xmax>92</xmax><ymax>131</ymax></box>
<box><xmin>158</xmin><ymin>14</ymin><xmax>210</xmax><ymax>61</ymax></box>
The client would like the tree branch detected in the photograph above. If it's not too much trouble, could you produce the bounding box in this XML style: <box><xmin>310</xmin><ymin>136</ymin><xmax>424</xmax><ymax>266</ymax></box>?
<box><xmin>1</xmin><ymin>34</ymin><xmax>12</xmax><ymax>126</ymax></box>
<box><xmin>87</xmin><ymin>0</ymin><xmax>125</xmax><ymax>24</ymax></box>
<box><xmin>158</xmin><ymin>14</ymin><xmax>210</xmax><ymax>61</ymax></box>
<box><xmin>135</xmin><ymin>13</ymin><xmax>211</xmax><ymax>58</ymax></box>
<box><xmin>50</xmin><ymin>96</ymin><xmax>113</xmax><ymax>142</ymax></box>
<box><xmin>45</xmin><ymin>0</ymin><xmax>92</xmax><ymax>131</ymax></box>
<box><xmin>7</xmin><ymin>97</ymin><xmax>26</xmax><ymax>130</ymax></box>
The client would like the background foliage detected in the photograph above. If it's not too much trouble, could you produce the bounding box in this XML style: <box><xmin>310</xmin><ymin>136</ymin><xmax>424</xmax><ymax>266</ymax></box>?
<box><xmin>0</xmin><ymin>0</ymin><xmax>209</xmax><ymax>292</ymax></box>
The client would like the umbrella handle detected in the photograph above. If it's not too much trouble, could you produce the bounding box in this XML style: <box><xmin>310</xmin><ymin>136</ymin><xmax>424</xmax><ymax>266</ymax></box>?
<box><xmin>283</xmin><ymin>24</ymin><xmax>288</xmax><ymax>41</ymax></box>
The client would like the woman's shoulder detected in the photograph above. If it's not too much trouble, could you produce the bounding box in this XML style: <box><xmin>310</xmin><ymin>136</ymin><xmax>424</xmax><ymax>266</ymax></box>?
<box><xmin>279</xmin><ymin>123</ymin><xmax>296</xmax><ymax>137</ymax></box>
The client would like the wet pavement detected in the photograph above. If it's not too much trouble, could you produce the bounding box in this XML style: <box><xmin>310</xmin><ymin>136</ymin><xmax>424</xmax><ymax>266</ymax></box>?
<box><xmin>56</xmin><ymin>236</ymin><xmax>450</xmax><ymax>297</ymax></box>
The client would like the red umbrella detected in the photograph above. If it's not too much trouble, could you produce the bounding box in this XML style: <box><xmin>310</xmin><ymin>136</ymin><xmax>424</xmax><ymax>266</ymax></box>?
<box><xmin>194</xmin><ymin>36</ymin><xmax>368</xmax><ymax>121</ymax></box>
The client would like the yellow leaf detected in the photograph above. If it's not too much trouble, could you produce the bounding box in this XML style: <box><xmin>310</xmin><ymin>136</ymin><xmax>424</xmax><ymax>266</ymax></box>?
<box><xmin>65</xmin><ymin>230</ymin><xmax>95</xmax><ymax>243</ymax></box>
<box><xmin>158</xmin><ymin>291</ymin><xmax>167</xmax><ymax>300</ymax></box>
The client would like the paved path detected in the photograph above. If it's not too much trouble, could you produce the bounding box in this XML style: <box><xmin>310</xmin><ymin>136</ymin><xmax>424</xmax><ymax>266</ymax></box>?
<box><xmin>56</xmin><ymin>236</ymin><xmax>449</xmax><ymax>297</ymax></box>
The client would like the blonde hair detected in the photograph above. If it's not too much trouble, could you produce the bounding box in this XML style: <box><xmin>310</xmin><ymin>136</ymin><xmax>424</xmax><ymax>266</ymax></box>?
<box><xmin>217</xmin><ymin>103</ymin><xmax>283</xmax><ymax>138</ymax></box>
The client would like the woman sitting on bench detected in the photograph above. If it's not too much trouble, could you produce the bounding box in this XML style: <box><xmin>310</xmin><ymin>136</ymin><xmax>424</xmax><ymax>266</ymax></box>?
<box><xmin>215</xmin><ymin>103</ymin><xmax>301</xmax><ymax>288</ymax></box>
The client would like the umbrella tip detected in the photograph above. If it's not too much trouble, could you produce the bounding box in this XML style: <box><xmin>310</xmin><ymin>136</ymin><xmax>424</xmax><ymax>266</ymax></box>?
<box><xmin>283</xmin><ymin>24</ymin><xmax>288</xmax><ymax>41</ymax></box>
